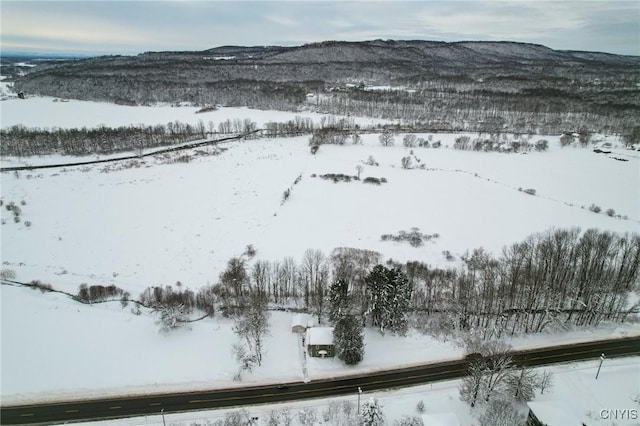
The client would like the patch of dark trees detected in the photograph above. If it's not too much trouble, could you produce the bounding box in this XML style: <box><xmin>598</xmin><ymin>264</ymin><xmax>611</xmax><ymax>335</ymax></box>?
<box><xmin>381</xmin><ymin>228</ymin><xmax>439</xmax><ymax>247</ymax></box>
<box><xmin>312</xmin><ymin>173</ymin><xmax>387</xmax><ymax>185</ymax></box>
<box><xmin>452</xmin><ymin>135</ymin><xmax>549</xmax><ymax>152</ymax></box>
<box><xmin>0</xmin><ymin>121</ymin><xmax>207</xmax><ymax>157</ymax></box>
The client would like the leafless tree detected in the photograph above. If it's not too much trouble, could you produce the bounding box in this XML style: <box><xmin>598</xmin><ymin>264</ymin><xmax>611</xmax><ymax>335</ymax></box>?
<box><xmin>379</xmin><ymin>131</ymin><xmax>395</xmax><ymax>147</ymax></box>
<box><xmin>479</xmin><ymin>398</ymin><xmax>524</xmax><ymax>426</ymax></box>
<box><xmin>539</xmin><ymin>370</ymin><xmax>554</xmax><ymax>395</ymax></box>
<box><xmin>233</xmin><ymin>293</ymin><xmax>270</xmax><ymax>366</ymax></box>
<box><xmin>302</xmin><ymin>248</ymin><xmax>329</xmax><ymax>322</ymax></box>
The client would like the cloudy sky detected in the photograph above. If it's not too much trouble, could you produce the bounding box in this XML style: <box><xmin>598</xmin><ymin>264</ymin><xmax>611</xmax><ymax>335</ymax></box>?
<box><xmin>1</xmin><ymin>1</ymin><xmax>638</xmax><ymax>56</ymax></box>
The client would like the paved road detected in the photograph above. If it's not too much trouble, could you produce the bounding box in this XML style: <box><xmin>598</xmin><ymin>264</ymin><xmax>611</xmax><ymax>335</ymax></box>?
<box><xmin>2</xmin><ymin>336</ymin><xmax>638</xmax><ymax>425</ymax></box>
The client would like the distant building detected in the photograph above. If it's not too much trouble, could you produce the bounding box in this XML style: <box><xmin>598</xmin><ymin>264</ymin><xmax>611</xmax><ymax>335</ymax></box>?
<box><xmin>291</xmin><ymin>313</ymin><xmax>311</xmax><ymax>333</ymax></box>
<box><xmin>305</xmin><ymin>327</ymin><xmax>335</xmax><ymax>357</ymax></box>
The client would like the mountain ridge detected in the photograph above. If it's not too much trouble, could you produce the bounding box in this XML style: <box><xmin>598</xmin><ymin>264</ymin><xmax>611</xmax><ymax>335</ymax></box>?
<box><xmin>12</xmin><ymin>39</ymin><xmax>640</xmax><ymax>134</ymax></box>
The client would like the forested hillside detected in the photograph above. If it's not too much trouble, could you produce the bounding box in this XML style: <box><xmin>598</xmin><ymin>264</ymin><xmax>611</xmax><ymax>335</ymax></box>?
<box><xmin>14</xmin><ymin>40</ymin><xmax>640</xmax><ymax>135</ymax></box>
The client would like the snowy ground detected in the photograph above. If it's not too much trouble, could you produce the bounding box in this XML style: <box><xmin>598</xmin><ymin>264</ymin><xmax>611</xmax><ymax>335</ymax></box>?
<box><xmin>0</xmin><ymin>95</ymin><xmax>387</xmax><ymax>131</ymax></box>
<box><xmin>1</xmin><ymin>283</ymin><xmax>638</xmax><ymax>406</ymax></box>
<box><xmin>1</xmin><ymin>96</ymin><xmax>639</xmax><ymax>407</ymax></box>
<box><xmin>1</xmin><ymin>131</ymin><xmax>637</xmax><ymax>294</ymax></box>
<box><xmin>0</xmin><ymin>283</ymin><xmax>460</xmax><ymax>405</ymax></box>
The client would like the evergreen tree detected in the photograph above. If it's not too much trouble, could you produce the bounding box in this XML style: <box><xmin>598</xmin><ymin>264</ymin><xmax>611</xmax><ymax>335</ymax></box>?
<box><xmin>334</xmin><ymin>315</ymin><xmax>365</xmax><ymax>365</ymax></box>
<box><xmin>365</xmin><ymin>265</ymin><xmax>412</xmax><ymax>334</ymax></box>
<box><xmin>360</xmin><ymin>397</ymin><xmax>385</xmax><ymax>426</ymax></box>
<box><xmin>328</xmin><ymin>278</ymin><xmax>351</xmax><ymax>322</ymax></box>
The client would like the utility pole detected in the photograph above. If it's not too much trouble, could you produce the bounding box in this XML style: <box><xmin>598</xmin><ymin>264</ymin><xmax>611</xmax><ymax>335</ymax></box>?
<box><xmin>595</xmin><ymin>353</ymin><xmax>606</xmax><ymax>380</ymax></box>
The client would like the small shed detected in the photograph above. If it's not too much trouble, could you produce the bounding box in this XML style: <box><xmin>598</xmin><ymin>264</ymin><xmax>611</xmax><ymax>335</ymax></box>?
<box><xmin>305</xmin><ymin>327</ymin><xmax>335</xmax><ymax>357</ymax></box>
<box><xmin>291</xmin><ymin>313</ymin><xmax>311</xmax><ymax>333</ymax></box>
<box><xmin>421</xmin><ymin>412</ymin><xmax>460</xmax><ymax>426</ymax></box>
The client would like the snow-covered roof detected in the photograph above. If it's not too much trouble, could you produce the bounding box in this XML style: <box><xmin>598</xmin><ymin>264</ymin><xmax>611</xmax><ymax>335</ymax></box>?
<box><xmin>528</xmin><ymin>401</ymin><xmax>581</xmax><ymax>425</ymax></box>
<box><xmin>421</xmin><ymin>412</ymin><xmax>460</xmax><ymax>426</ymax></box>
<box><xmin>291</xmin><ymin>313</ymin><xmax>310</xmax><ymax>329</ymax></box>
<box><xmin>306</xmin><ymin>327</ymin><xmax>334</xmax><ymax>345</ymax></box>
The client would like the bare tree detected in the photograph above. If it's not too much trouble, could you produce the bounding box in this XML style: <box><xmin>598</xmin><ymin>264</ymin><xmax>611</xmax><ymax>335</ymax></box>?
<box><xmin>508</xmin><ymin>366</ymin><xmax>539</xmax><ymax>402</ymax></box>
<box><xmin>233</xmin><ymin>293</ymin><xmax>270</xmax><ymax>366</ymax></box>
<box><xmin>481</xmin><ymin>341</ymin><xmax>515</xmax><ymax>403</ymax></box>
<box><xmin>232</xmin><ymin>342</ymin><xmax>257</xmax><ymax>381</ymax></box>
<box><xmin>379</xmin><ymin>131</ymin><xmax>395</xmax><ymax>147</ymax></box>
<box><xmin>156</xmin><ymin>302</ymin><xmax>190</xmax><ymax>334</ymax></box>
<box><xmin>460</xmin><ymin>357</ymin><xmax>486</xmax><ymax>407</ymax></box>
<box><xmin>538</xmin><ymin>370</ymin><xmax>554</xmax><ymax>395</ymax></box>
<box><xmin>479</xmin><ymin>398</ymin><xmax>523</xmax><ymax>426</ymax></box>
<box><xmin>220</xmin><ymin>257</ymin><xmax>249</xmax><ymax>314</ymax></box>
<box><xmin>298</xmin><ymin>408</ymin><xmax>318</xmax><ymax>426</ymax></box>
<box><xmin>460</xmin><ymin>340</ymin><xmax>516</xmax><ymax>407</ymax></box>
<box><xmin>302</xmin><ymin>248</ymin><xmax>329</xmax><ymax>322</ymax></box>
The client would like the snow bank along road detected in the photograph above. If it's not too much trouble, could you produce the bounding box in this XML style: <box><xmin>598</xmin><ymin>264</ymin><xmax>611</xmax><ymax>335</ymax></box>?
<box><xmin>2</xmin><ymin>336</ymin><xmax>639</xmax><ymax>425</ymax></box>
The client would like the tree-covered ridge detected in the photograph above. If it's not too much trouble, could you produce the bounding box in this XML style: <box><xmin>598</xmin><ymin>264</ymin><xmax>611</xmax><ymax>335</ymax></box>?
<box><xmin>13</xmin><ymin>40</ymin><xmax>640</xmax><ymax>135</ymax></box>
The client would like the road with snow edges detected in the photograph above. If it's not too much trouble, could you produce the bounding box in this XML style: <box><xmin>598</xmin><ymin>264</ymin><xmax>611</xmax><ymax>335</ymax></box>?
<box><xmin>2</xmin><ymin>336</ymin><xmax>639</xmax><ymax>425</ymax></box>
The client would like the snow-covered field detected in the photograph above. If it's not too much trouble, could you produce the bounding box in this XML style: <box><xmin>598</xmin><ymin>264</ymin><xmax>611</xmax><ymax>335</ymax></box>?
<box><xmin>0</xmin><ymin>95</ymin><xmax>387</xmax><ymax>130</ymax></box>
<box><xmin>1</xmin><ymin>129</ymin><xmax>637</xmax><ymax>293</ymax></box>
<box><xmin>1</xmin><ymin>96</ymin><xmax>639</xmax><ymax>406</ymax></box>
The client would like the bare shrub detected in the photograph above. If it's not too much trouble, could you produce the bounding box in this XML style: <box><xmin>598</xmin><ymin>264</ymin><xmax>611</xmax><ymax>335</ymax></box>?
<box><xmin>363</xmin><ymin>176</ymin><xmax>385</xmax><ymax>185</ymax></box>
<box><xmin>298</xmin><ymin>408</ymin><xmax>317</xmax><ymax>426</ymax></box>
<box><xmin>589</xmin><ymin>204</ymin><xmax>602</xmax><ymax>213</ymax></box>
<box><xmin>379</xmin><ymin>131</ymin><xmax>395</xmax><ymax>146</ymax></box>
<box><xmin>365</xmin><ymin>155</ymin><xmax>379</xmax><ymax>166</ymax></box>
<box><xmin>403</xmin><ymin>134</ymin><xmax>417</xmax><ymax>147</ymax></box>
<box><xmin>319</xmin><ymin>173</ymin><xmax>354</xmax><ymax>183</ymax></box>
<box><xmin>381</xmin><ymin>228</ymin><xmax>439</xmax><ymax>247</ymax></box>
<box><xmin>442</xmin><ymin>250</ymin><xmax>455</xmax><ymax>261</ymax></box>
<box><xmin>30</xmin><ymin>280</ymin><xmax>53</xmax><ymax>293</ymax></box>
<box><xmin>401</xmin><ymin>156</ymin><xmax>413</xmax><ymax>169</ymax></box>
<box><xmin>1</xmin><ymin>269</ymin><xmax>17</xmax><ymax>280</ymax></box>
<box><xmin>395</xmin><ymin>416</ymin><xmax>424</xmax><ymax>426</ymax></box>
<box><xmin>244</xmin><ymin>244</ymin><xmax>257</xmax><ymax>259</ymax></box>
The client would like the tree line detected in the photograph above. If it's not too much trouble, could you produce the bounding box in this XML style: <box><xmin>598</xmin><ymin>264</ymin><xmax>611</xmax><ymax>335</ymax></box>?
<box><xmin>200</xmin><ymin>228</ymin><xmax>638</xmax><ymax>341</ymax></box>
<box><xmin>0</xmin><ymin>115</ymin><xmax>358</xmax><ymax>157</ymax></box>
<box><xmin>53</xmin><ymin>227</ymin><xmax>638</xmax><ymax>342</ymax></box>
<box><xmin>1</xmin><ymin>121</ymin><xmax>209</xmax><ymax>157</ymax></box>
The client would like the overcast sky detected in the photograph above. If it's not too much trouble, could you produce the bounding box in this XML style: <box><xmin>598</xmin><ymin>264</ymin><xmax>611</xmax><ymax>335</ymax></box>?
<box><xmin>1</xmin><ymin>1</ymin><xmax>639</xmax><ymax>56</ymax></box>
